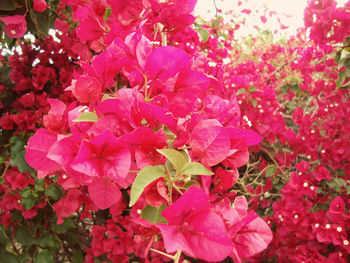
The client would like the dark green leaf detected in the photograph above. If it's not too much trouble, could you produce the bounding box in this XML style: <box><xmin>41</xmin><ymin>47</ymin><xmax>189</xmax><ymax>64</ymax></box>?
<box><xmin>10</xmin><ymin>150</ymin><xmax>36</xmax><ymax>174</ymax></box>
<box><xmin>45</xmin><ymin>185</ymin><xmax>61</xmax><ymax>201</ymax></box>
<box><xmin>72</xmin><ymin>251</ymin><xmax>84</xmax><ymax>263</ymax></box>
<box><xmin>34</xmin><ymin>250</ymin><xmax>54</xmax><ymax>263</ymax></box>
<box><xmin>0</xmin><ymin>248</ymin><xmax>21</xmax><ymax>263</ymax></box>
<box><xmin>33</xmin><ymin>9</ymin><xmax>51</xmax><ymax>36</ymax></box>
<box><xmin>35</xmin><ymin>179</ymin><xmax>44</xmax><ymax>192</ymax></box>
<box><xmin>21</xmin><ymin>195</ymin><xmax>35</xmax><ymax>210</ymax></box>
<box><xmin>38</xmin><ymin>232</ymin><xmax>59</xmax><ymax>248</ymax></box>
<box><xmin>0</xmin><ymin>0</ymin><xmax>20</xmax><ymax>11</ymax></box>
<box><xmin>141</xmin><ymin>204</ymin><xmax>167</xmax><ymax>224</ymax></box>
<box><xmin>51</xmin><ymin>217</ymin><xmax>75</xmax><ymax>234</ymax></box>
<box><xmin>334</xmin><ymin>169</ymin><xmax>346</xmax><ymax>176</ymax></box>
<box><xmin>14</xmin><ymin>227</ymin><xmax>36</xmax><ymax>246</ymax></box>
<box><xmin>66</xmin><ymin>230</ymin><xmax>80</xmax><ymax>245</ymax></box>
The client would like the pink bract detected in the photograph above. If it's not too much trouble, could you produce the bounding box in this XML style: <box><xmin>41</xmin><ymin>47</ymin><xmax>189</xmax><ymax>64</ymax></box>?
<box><xmin>0</xmin><ymin>15</ymin><xmax>27</xmax><ymax>38</ymax></box>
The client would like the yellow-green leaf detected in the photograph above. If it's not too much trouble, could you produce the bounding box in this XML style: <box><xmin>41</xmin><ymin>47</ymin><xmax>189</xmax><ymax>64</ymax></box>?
<box><xmin>129</xmin><ymin>166</ymin><xmax>165</xmax><ymax>206</ymax></box>
<box><xmin>181</xmin><ymin>162</ymin><xmax>213</xmax><ymax>176</ymax></box>
<box><xmin>198</xmin><ymin>27</ymin><xmax>209</xmax><ymax>43</ymax></box>
<box><xmin>141</xmin><ymin>204</ymin><xmax>167</xmax><ymax>224</ymax></box>
<box><xmin>73</xmin><ymin>112</ymin><xmax>99</xmax><ymax>122</ymax></box>
<box><xmin>156</xmin><ymin>148</ymin><xmax>187</xmax><ymax>171</ymax></box>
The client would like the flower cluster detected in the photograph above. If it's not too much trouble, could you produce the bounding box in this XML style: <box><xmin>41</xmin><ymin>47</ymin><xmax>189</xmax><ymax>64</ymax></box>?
<box><xmin>1</xmin><ymin>0</ymin><xmax>349</xmax><ymax>262</ymax></box>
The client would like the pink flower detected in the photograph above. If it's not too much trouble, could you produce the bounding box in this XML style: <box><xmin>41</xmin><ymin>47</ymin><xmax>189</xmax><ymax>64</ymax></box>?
<box><xmin>33</xmin><ymin>0</ymin><xmax>48</xmax><ymax>12</ymax></box>
<box><xmin>71</xmin><ymin>130</ymin><xmax>131</xmax><ymax>188</ymax></box>
<box><xmin>157</xmin><ymin>185</ymin><xmax>234</xmax><ymax>262</ymax></box>
<box><xmin>0</xmin><ymin>15</ymin><xmax>27</xmax><ymax>38</ymax></box>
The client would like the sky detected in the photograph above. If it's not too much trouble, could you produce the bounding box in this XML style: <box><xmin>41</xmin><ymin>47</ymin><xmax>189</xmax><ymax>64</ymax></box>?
<box><xmin>194</xmin><ymin>0</ymin><xmax>307</xmax><ymax>37</ymax></box>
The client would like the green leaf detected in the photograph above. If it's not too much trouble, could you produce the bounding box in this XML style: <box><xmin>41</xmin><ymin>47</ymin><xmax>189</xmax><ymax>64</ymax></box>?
<box><xmin>21</xmin><ymin>195</ymin><xmax>35</xmax><ymax>210</ymax></box>
<box><xmin>10</xmin><ymin>150</ymin><xmax>35</xmax><ymax>174</ymax></box>
<box><xmin>104</xmin><ymin>7</ymin><xmax>112</xmax><ymax>22</ymax></box>
<box><xmin>19</xmin><ymin>187</ymin><xmax>32</xmax><ymax>198</ymax></box>
<box><xmin>197</xmin><ymin>27</ymin><xmax>209</xmax><ymax>43</ymax></box>
<box><xmin>38</xmin><ymin>232</ymin><xmax>59</xmax><ymax>249</ymax></box>
<box><xmin>129</xmin><ymin>165</ymin><xmax>165</xmax><ymax>206</ymax></box>
<box><xmin>10</xmin><ymin>136</ymin><xmax>25</xmax><ymax>154</ymax></box>
<box><xmin>72</xmin><ymin>251</ymin><xmax>84</xmax><ymax>263</ymax></box>
<box><xmin>51</xmin><ymin>217</ymin><xmax>75</xmax><ymax>234</ymax></box>
<box><xmin>45</xmin><ymin>185</ymin><xmax>61</xmax><ymax>201</ymax></box>
<box><xmin>344</xmin><ymin>57</ymin><xmax>350</xmax><ymax>69</ymax></box>
<box><xmin>102</xmin><ymin>94</ymin><xmax>113</xmax><ymax>101</ymax></box>
<box><xmin>289</xmin><ymin>84</ymin><xmax>302</xmax><ymax>95</ymax></box>
<box><xmin>181</xmin><ymin>162</ymin><xmax>213</xmax><ymax>176</ymax></box>
<box><xmin>334</xmin><ymin>169</ymin><xmax>346</xmax><ymax>176</ymax></box>
<box><xmin>34</xmin><ymin>250</ymin><xmax>54</xmax><ymax>263</ymax></box>
<box><xmin>250</xmin><ymin>99</ymin><xmax>257</xmax><ymax>107</ymax></box>
<box><xmin>334</xmin><ymin>178</ymin><xmax>346</xmax><ymax>187</ymax></box>
<box><xmin>0</xmin><ymin>0</ymin><xmax>20</xmax><ymax>11</ymax></box>
<box><xmin>156</xmin><ymin>148</ymin><xmax>187</xmax><ymax>171</ymax></box>
<box><xmin>182</xmin><ymin>180</ymin><xmax>200</xmax><ymax>189</ymax></box>
<box><xmin>73</xmin><ymin>112</ymin><xmax>99</xmax><ymax>122</ymax></box>
<box><xmin>249</xmin><ymin>86</ymin><xmax>258</xmax><ymax>93</ymax></box>
<box><xmin>33</xmin><ymin>9</ymin><xmax>51</xmax><ymax>36</ymax></box>
<box><xmin>236</xmin><ymin>88</ymin><xmax>247</xmax><ymax>96</ymax></box>
<box><xmin>265</xmin><ymin>166</ymin><xmax>276</xmax><ymax>178</ymax></box>
<box><xmin>35</xmin><ymin>179</ymin><xmax>44</xmax><ymax>192</ymax></box>
<box><xmin>141</xmin><ymin>204</ymin><xmax>167</xmax><ymax>224</ymax></box>
<box><xmin>0</xmin><ymin>248</ymin><xmax>21</xmax><ymax>263</ymax></box>
<box><xmin>14</xmin><ymin>227</ymin><xmax>36</xmax><ymax>246</ymax></box>
<box><xmin>66</xmin><ymin>230</ymin><xmax>80</xmax><ymax>245</ymax></box>
<box><xmin>9</xmin><ymin>136</ymin><xmax>35</xmax><ymax>175</ymax></box>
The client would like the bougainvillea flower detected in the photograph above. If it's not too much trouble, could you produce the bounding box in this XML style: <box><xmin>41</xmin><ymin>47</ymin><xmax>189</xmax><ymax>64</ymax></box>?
<box><xmin>67</xmin><ymin>75</ymin><xmax>102</xmax><ymax>103</ymax></box>
<box><xmin>132</xmin><ymin>99</ymin><xmax>177</xmax><ymax>132</ymax></box>
<box><xmin>327</xmin><ymin>196</ymin><xmax>349</xmax><ymax>225</ymax></box>
<box><xmin>221</xmin><ymin>128</ymin><xmax>262</xmax><ymax>169</ymax></box>
<box><xmin>119</xmin><ymin>126</ymin><xmax>167</xmax><ymax>169</ymax></box>
<box><xmin>43</xmin><ymin>99</ymin><xmax>68</xmax><ymax>133</ymax></box>
<box><xmin>53</xmin><ymin>189</ymin><xmax>83</xmax><ymax>224</ymax></box>
<box><xmin>25</xmin><ymin>128</ymin><xmax>60</xmax><ymax>174</ymax></box>
<box><xmin>190</xmin><ymin>119</ymin><xmax>232</xmax><ymax>166</ymax></box>
<box><xmin>145</xmin><ymin>46</ymin><xmax>191</xmax><ymax>80</ymax></box>
<box><xmin>144</xmin><ymin>177</ymin><xmax>169</xmax><ymax>207</ymax></box>
<box><xmin>215</xmin><ymin>196</ymin><xmax>273</xmax><ymax>262</ymax></box>
<box><xmin>88</xmin><ymin>177</ymin><xmax>122</xmax><ymax>210</ymax></box>
<box><xmin>157</xmin><ymin>185</ymin><xmax>234</xmax><ymax>262</ymax></box>
<box><xmin>204</xmin><ymin>95</ymin><xmax>241</xmax><ymax>127</ymax></box>
<box><xmin>0</xmin><ymin>15</ymin><xmax>27</xmax><ymax>38</ymax></box>
<box><xmin>33</xmin><ymin>0</ymin><xmax>49</xmax><ymax>12</ymax></box>
<box><xmin>71</xmin><ymin>130</ymin><xmax>131</xmax><ymax>188</ymax></box>
<box><xmin>124</xmin><ymin>30</ymin><xmax>153</xmax><ymax>69</ymax></box>
<box><xmin>213</xmin><ymin>167</ymin><xmax>239</xmax><ymax>192</ymax></box>
<box><xmin>174</xmin><ymin>69</ymin><xmax>210</xmax><ymax>98</ymax></box>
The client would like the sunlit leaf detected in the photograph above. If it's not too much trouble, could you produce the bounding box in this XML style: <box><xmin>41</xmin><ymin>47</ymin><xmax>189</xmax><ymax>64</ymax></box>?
<box><xmin>181</xmin><ymin>162</ymin><xmax>213</xmax><ymax>176</ymax></box>
<box><xmin>129</xmin><ymin>165</ymin><xmax>165</xmax><ymax>206</ymax></box>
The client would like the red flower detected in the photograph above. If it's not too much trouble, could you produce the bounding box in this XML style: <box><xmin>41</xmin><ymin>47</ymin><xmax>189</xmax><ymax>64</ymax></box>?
<box><xmin>33</xmin><ymin>0</ymin><xmax>48</xmax><ymax>12</ymax></box>
<box><xmin>0</xmin><ymin>15</ymin><xmax>27</xmax><ymax>38</ymax></box>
